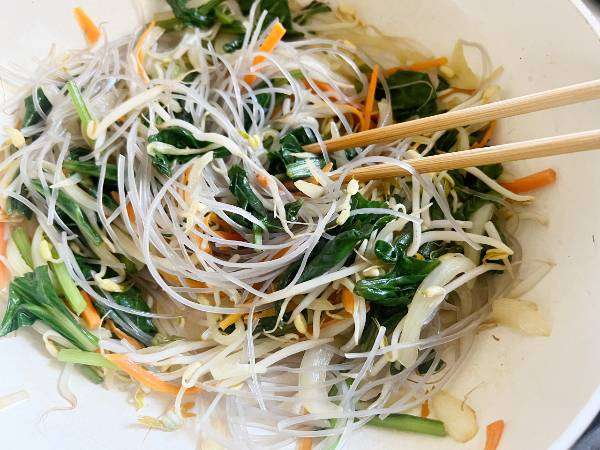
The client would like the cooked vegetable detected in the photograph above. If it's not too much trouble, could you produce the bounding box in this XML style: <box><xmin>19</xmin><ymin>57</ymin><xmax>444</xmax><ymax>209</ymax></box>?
<box><xmin>485</xmin><ymin>420</ymin><xmax>505</xmax><ymax>450</ymax></box>
<box><xmin>0</xmin><ymin>267</ymin><xmax>98</xmax><ymax>351</ymax></box>
<box><xmin>499</xmin><ymin>168</ymin><xmax>556</xmax><ymax>193</ymax></box>
<box><xmin>430</xmin><ymin>390</ymin><xmax>478</xmax><ymax>442</ymax></box>
<box><xmin>22</xmin><ymin>88</ymin><xmax>52</xmax><ymax>128</ymax></box>
<box><xmin>73</xmin><ymin>7</ymin><xmax>101</xmax><ymax>45</ymax></box>
<box><xmin>10</xmin><ymin>227</ymin><xmax>33</xmax><ymax>269</ymax></box>
<box><xmin>368</xmin><ymin>413</ymin><xmax>447</xmax><ymax>437</ymax></box>
<box><xmin>378</xmin><ymin>70</ymin><xmax>438</xmax><ymax>122</ymax></box>
<box><xmin>58</xmin><ymin>348</ymin><xmax>117</xmax><ymax>369</ymax></box>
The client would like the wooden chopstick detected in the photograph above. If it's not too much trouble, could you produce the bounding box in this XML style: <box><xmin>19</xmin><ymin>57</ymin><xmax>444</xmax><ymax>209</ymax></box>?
<box><xmin>303</xmin><ymin>79</ymin><xmax>600</xmax><ymax>154</ymax></box>
<box><xmin>330</xmin><ymin>129</ymin><xmax>600</xmax><ymax>182</ymax></box>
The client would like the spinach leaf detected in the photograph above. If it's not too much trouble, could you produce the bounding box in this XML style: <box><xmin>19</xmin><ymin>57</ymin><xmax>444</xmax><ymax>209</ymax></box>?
<box><xmin>31</xmin><ymin>180</ymin><xmax>102</xmax><ymax>246</ymax></box>
<box><xmin>378</xmin><ymin>70</ymin><xmax>437</xmax><ymax>122</ymax></box>
<box><xmin>63</xmin><ymin>159</ymin><xmax>118</xmax><ymax>182</ymax></box>
<box><xmin>148</xmin><ymin>127</ymin><xmax>230</xmax><ymax>176</ymax></box>
<box><xmin>259</xmin><ymin>0</ymin><xmax>293</xmax><ymax>29</ymax></box>
<box><xmin>275</xmin><ymin>128</ymin><xmax>324</xmax><ymax>179</ymax></box>
<box><xmin>0</xmin><ymin>266</ymin><xmax>99</xmax><ymax>351</ymax></box>
<box><xmin>298</xmin><ymin>229</ymin><xmax>363</xmax><ymax>283</ymax></box>
<box><xmin>93</xmin><ymin>287</ymin><xmax>156</xmax><ymax>346</ymax></box>
<box><xmin>374</xmin><ymin>240</ymin><xmax>397</xmax><ymax>263</ymax></box>
<box><xmin>165</xmin><ymin>0</ymin><xmax>225</xmax><ymax>29</ymax></box>
<box><xmin>223</xmin><ymin>37</ymin><xmax>244</xmax><ymax>53</ymax></box>
<box><xmin>284</xmin><ymin>199</ymin><xmax>302</xmax><ymax>222</ymax></box>
<box><xmin>23</xmin><ymin>88</ymin><xmax>52</xmax><ymax>128</ymax></box>
<box><xmin>355</xmin><ymin>251</ymin><xmax>439</xmax><ymax>306</ymax></box>
<box><xmin>418</xmin><ymin>241</ymin><xmax>463</xmax><ymax>259</ymax></box>
<box><xmin>111</xmin><ymin>288</ymin><xmax>157</xmax><ymax>336</ymax></box>
<box><xmin>7</xmin><ymin>184</ymin><xmax>32</xmax><ymax>219</ymax></box>
<box><xmin>229</xmin><ymin>164</ymin><xmax>268</xmax><ymax>218</ymax></box>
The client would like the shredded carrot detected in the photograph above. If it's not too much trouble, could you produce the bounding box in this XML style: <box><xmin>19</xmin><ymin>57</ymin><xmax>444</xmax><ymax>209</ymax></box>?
<box><xmin>484</xmin><ymin>420</ymin><xmax>505</xmax><ymax>450</ymax></box>
<box><xmin>340</xmin><ymin>287</ymin><xmax>355</xmax><ymax>314</ymax></box>
<box><xmin>362</xmin><ymin>64</ymin><xmax>380</xmax><ymax>131</ymax></box>
<box><xmin>244</xmin><ymin>22</ymin><xmax>287</xmax><ymax>85</ymax></box>
<box><xmin>0</xmin><ymin>222</ymin><xmax>8</xmax><ymax>288</ymax></box>
<box><xmin>499</xmin><ymin>168</ymin><xmax>557</xmax><ymax>193</ymax></box>
<box><xmin>385</xmin><ymin>57</ymin><xmax>448</xmax><ymax>77</ymax></box>
<box><xmin>135</xmin><ymin>21</ymin><xmax>156</xmax><ymax>84</ymax></box>
<box><xmin>302</xmin><ymin>79</ymin><xmax>334</xmax><ymax>93</ymax></box>
<box><xmin>420</xmin><ymin>400</ymin><xmax>430</xmax><ymax>418</ymax></box>
<box><xmin>297</xmin><ymin>437</ymin><xmax>312</xmax><ymax>450</ymax></box>
<box><xmin>110</xmin><ymin>191</ymin><xmax>136</xmax><ymax>223</ymax></box>
<box><xmin>106</xmin><ymin>320</ymin><xmax>144</xmax><ymax>350</ymax></box>
<box><xmin>257</xmin><ymin>173</ymin><xmax>270</xmax><ymax>189</ymax></box>
<box><xmin>105</xmin><ymin>354</ymin><xmax>199</xmax><ymax>395</ymax></box>
<box><xmin>80</xmin><ymin>290</ymin><xmax>101</xmax><ymax>330</ymax></box>
<box><xmin>73</xmin><ymin>7</ymin><xmax>101</xmax><ymax>46</ymax></box>
<box><xmin>472</xmin><ymin>121</ymin><xmax>496</xmax><ymax>148</ymax></box>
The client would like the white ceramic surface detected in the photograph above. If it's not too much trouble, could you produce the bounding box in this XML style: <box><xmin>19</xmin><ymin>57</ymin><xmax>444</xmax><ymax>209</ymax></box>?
<box><xmin>1</xmin><ymin>1</ymin><xmax>599</xmax><ymax>449</ymax></box>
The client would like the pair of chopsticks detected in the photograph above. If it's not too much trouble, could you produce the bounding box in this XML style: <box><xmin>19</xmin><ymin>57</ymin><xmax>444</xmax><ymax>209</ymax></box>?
<box><xmin>300</xmin><ymin>79</ymin><xmax>600</xmax><ymax>182</ymax></box>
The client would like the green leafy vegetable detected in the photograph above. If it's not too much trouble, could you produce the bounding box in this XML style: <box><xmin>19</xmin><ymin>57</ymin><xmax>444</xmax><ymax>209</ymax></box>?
<box><xmin>0</xmin><ymin>266</ymin><xmax>98</xmax><ymax>351</ymax></box>
<box><xmin>356</xmin><ymin>243</ymin><xmax>439</xmax><ymax>305</ymax></box>
<box><xmin>7</xmin><ymin>184</ymin><xmax>33</xmax><ymax>219</ymax></box>
<box><xmin>147</xmin><ymin>127</ymin><xmax>229</xmax><ymax>176</ymax></box>
<box><xmin>22</xmin><ymin>88</ymin><xmax>52</xmax><ymax>128</ymax></box>
<box><xmin>66</xmin><ymin>81</ymin><xmax>94</xmax><ymax>142</ymax></box>
<box><xmin>298</xmin><ymin>229</ymin><xmax>363</xmax><ymax>283</ymax></box>
<box><xmin>368</xmin><ymin>414</ymin><xmax>447</xmax><ymax>437</ymax></box>
<box><xmin>94</xmin><ymin>287</ymin><xmax>157</xmax><ymax>346</ymax></box>
<box><xmin>165</xmin><ymin>0</ymin><xmax>225</xmax><ymax>29</ymax></box>
<box><xmin>31</xmin><ymin>180</ymin><xmax>102</xmax><ymax>246</ymax></box>
<box><xmin>63</xmin><ymin>159</ymin><xmax>118</xmax><ymax>182</ymax></box>
<box><xmin>275</xmin><ymin>128</ymin><xmax>325</xmax><ymax>180</ymax></box>
<box><xmin>58</xmin><ymin>348</ymin><xmax>117</xmax><ymax>369</ymax></box>
<box><xmin>49</xmin><ymin>248</ymin><xmax>88</xmax><ymax>315</ymax></box>
<box><xmin>11</xmin><ymin>227</ymin><xmax>33</xmax><ymax>268</ymax></box>
<box><xmin>378</xmin><ymin>70</ymin><xmax>438</xmax><ymax>122</ymax></box>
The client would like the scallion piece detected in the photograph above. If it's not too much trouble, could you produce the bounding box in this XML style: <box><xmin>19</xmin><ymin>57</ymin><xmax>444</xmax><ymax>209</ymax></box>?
<box><xmin>367</xmin><ymin>413</ymin><xmax>447</xmax><ymax>437</ymax></box>
<box><xmin>58</xmin><ymin>348</ymin><xmax>117</xmax><ymax>370</ymax></box>
<box><xmin>11</xmin><ymin>227</ymin><xmax>33</xmax><ymax>268</ymax></box>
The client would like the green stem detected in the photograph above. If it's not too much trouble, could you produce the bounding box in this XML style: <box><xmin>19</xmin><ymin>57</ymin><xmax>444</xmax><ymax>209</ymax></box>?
<box><xmin>66</xmin><ymin>80</ymin><xmax>94</xmax><ymax>143</ymax></box>
<box><xmin>367</xmin><ymin>414</ymin><xmax>447</xmax><ymax>437</ymax></box>
<box><xmin>62</xmin><ymin>160</ymin><xmax>119</xmax><ymax>181</ymax></box>
<box><xmin>11</xmin><ymin>227</ymin><xmax>33</xmax><ymax>268</ymax></box>
<box><xmin>58</xmin><ymin>348</ymin><xmax>117</xmax><ymax>369</ymax></box>
<box><xmin>78</xmin><ymin>365</ymin><xmax>104</xmax><ymax>384</ymax></box>
<box><xmin>50</xmin><ymin>259</ymin><xmax>87</xmax><ymax>315</ymax></box>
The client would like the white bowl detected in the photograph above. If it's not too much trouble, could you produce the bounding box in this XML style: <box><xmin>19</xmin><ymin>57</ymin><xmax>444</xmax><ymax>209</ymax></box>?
<box><xmin>1</xmin><ymin>1</ymin><xmax>599</xmax><ymax>449</ymax></box>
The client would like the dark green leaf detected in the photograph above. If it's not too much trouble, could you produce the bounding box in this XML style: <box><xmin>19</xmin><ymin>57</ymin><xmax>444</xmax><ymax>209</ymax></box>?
<box><xmin>111</xmin><ymin>288</ymin><xmax>157</xmax><ymax>336</ymax></box>
<box><xmin>374</xmin><ymin>240</ymin><xmax>397</xmax><ymax>263</ymax></box>
<box><xmin>298</xmin><ymin>229</ymin><xmax>363</xmax><ymax>283</ymax></box>
<box><xmin>63</xmin><ymin>160</ymin><xmax>118</xmax><ymax>181</ymax></box>
<box><xmin>0</xmin><ymin>267</ymin><xmax>98</xmax><ymax>351</ymax></box>
<box><xmin>224</xmin><ymin>37</ymin><xmax>244</xmax><ymax>53</ymax></box>
<box><xmin>31</xmin><ymin>180</ymin><xmax>102</xmax><ymax>246</ymax></box>
<box><xmin>165</xmin><ymin>0</ymin><xmax>224</xmax><ymax>29</ymax></box>
<box><xmin>7</xmin><ymin>184</ymin><xmax>32</xmax><ymax>219</ymax></box>
<box><xmin>284</xmin><ymin>200</ymin><xmax>302</xmax><ymax>222</ymax></box>
<box><xmin>378</xmin><ymin>70</ymin><xmax>437</xmax><ymax>122</ymax></box>
<box><xmin>23</xmin><ymin>88</ymin><xmax>52</xmax><ymax>128</ymax></box>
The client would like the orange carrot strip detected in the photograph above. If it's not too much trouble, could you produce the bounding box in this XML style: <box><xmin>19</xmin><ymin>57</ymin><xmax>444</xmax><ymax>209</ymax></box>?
<box><xmin>499</xmin><ymin>168</ymin><xmax>557</xmax><ymax>194</ymax></box>
<box><xmin>385</xmin><ymin>57</ymin><xmax>448</xmax><ymax>76</ymax></box>
<box><xmin>135</xmin><ymin>21</ymin><xmax>156</xmax><ymax>84</ymax></box>
<box><xmin>341</xmin><ymin>286</ymin><xmax>355</xmax><ymax>314</ymax></box>
<box><xmin>472</xmin><ymin>121</ymin><xmax>497</xmax><ymax>149</ymax></box>
<box><xmin>420</xmin><ymin>400</ymin><xmax>430</xmax><ymax>418</ymax></box>
<box><xmin>105</xmin><ymin>354</ymin><xmax>199</xmax><ymax>395</ymax></box>
<box><xmin>485</xmin><ymin>420</ymin><xmax>505</xmax><ymax>450</ymax></box>
<box><xmin>297</xmin><ymin>437</ymin><xmax>312</xmax><ymax>450</ymax></box>
<box><xmin>80</xmin><ymin>290</ymin><xmax>101</xmax><ymax>330</ymax></box>
<box><xmin>106</xmin><ymin>320</ymin><xmax>144</xmax><ymax>350</ymax></box>
<box><xmin>73</xmin><ymin>7</ymin><xmax>101</xmax><ymax>45</ymax></box>
<box><xmin>257</xmin><ymin>173</ymin><xmax>270</xmax><ymax>188</ymax></box>
<box><xmin>244</xmin><ymin>22</ymin><xmax>287</xmax><ymax>85</ymax></box>
<box><xmin>181</xmin><ymin>401</ymin><xmax>197</xmax><ymax>418</ymax></box>
<box><xmin>362</xmin><ymin>64</ymin><xmax>380</xmax><ymax>132</ymax></box>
